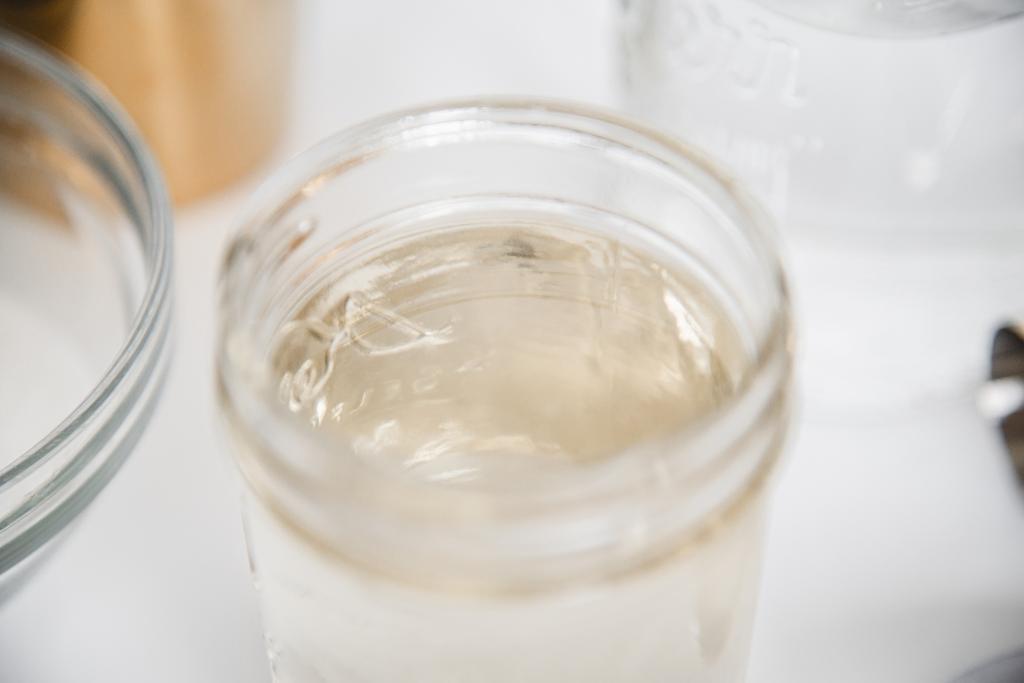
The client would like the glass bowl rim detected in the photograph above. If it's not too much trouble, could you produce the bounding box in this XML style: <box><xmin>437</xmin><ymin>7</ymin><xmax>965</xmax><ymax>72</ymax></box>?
<box><xmin>0</xmin><ymin>30</ymin><xmax>173</xmax><ymax>568</ymax></box>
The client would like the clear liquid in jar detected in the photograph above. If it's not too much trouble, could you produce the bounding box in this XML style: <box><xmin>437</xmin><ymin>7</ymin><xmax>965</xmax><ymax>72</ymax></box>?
<box><xmin>243</xmin><ymin>218</ymin><xmax>765</xmax><ymax>683</ymax></box>
<box><xmin>273</xmin><ymin>224</ymin><xmax>743</xmax><ymax>482</ymax></box>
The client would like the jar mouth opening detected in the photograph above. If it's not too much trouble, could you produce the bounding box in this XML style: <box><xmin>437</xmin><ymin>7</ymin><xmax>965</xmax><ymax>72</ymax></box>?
<box><xmin>0</xmin><ymin>31</ymin><xmax>173</xmax><ymax>568</ymax></box>
<box><xmin>219</xmin><ymin>98</ymin><xmax>791</xmax><ymax>526</ymax></box>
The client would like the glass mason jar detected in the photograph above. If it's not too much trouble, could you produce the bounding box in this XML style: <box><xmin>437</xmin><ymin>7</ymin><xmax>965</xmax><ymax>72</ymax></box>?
<box><xmin>217</xmin><ymin>100</ymin><xmax>791</xmax><ymax>683</ymax></box>
<box><xmin>621</xmin><ymin>0</ymin><xmax>1024</xmax><ymax>415</ymax></box>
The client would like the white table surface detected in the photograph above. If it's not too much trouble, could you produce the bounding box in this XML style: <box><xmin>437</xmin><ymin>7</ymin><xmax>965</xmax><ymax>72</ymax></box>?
<box><xmin>3</xmin><ymin>2</ymin><xmax>1024</xmax><ymax>681</ymax></box>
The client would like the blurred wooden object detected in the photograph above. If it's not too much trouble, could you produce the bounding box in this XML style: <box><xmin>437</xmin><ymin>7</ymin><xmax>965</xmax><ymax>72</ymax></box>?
<box><xmin>1</xmin><ymin>0</ymin><xmax>294</xmax><ymax>203</ymax></box>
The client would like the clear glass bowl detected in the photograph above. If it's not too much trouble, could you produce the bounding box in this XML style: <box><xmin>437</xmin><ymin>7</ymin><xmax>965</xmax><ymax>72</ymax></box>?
<box><xmin>0</xmin><ymin>31</ymin><xmax>173</xmax><ymax>598</ymax></box>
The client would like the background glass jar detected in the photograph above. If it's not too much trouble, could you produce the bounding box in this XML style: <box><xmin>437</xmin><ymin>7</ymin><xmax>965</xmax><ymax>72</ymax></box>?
<box><xmin>621</xmin><ymin>0</ymin><xmax>1024</xmax><ymax>414</ymax></box>
<box><xmin>218</xmin><ymin>100</ymin><xmax>791</xmax><ymax>683</ymax></box>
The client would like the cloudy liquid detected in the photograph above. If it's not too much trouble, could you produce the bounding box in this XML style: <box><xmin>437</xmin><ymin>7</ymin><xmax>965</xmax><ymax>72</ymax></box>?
<box><xmin>241</xmin><ymin>221</ymin><xmax>766</xmax><ymax>682</ymax></box>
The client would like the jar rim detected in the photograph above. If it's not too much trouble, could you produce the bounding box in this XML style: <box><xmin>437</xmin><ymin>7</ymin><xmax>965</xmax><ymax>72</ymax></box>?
<box><xmin>219</xmin><ymin>98</ymin><xmax>791</xmax><ymax>586</ymax></box>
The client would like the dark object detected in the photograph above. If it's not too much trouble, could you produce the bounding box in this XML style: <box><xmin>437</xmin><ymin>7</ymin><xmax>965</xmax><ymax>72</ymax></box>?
<box><xmin>952</xmin><ymin>648</ymin><xmax>1024</xmax><ymax>683</ymax></box>
<box><xmin>991</xmin><ymin>322</ymin><xmax>1024</xmax><ymax>483</ymax></box>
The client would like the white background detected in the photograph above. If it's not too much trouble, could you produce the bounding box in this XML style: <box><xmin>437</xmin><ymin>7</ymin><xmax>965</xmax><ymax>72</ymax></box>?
<box><xmin>2</xmin><ymin>1</ymin><xmax>1024</xmax><ymax>681</ymax></box>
